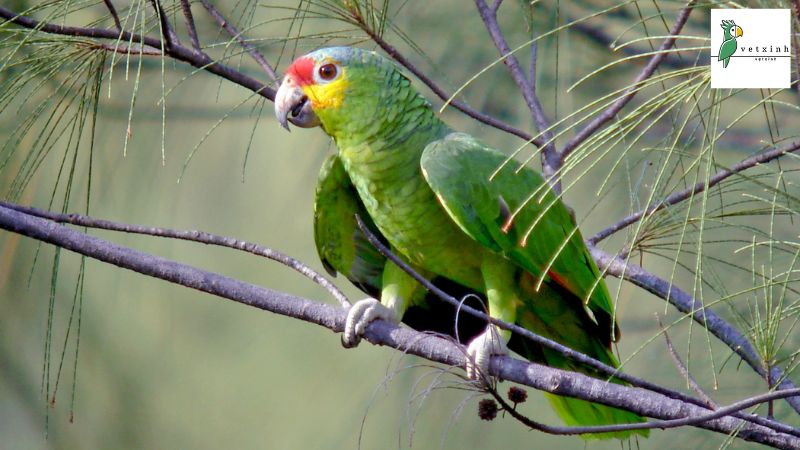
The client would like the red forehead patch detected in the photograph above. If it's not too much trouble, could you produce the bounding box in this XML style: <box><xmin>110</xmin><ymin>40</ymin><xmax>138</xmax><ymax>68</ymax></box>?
<box><xmin>287</xmin><ymin>57</ymin><xmax>315</xmax><ymax>86</ymax></box>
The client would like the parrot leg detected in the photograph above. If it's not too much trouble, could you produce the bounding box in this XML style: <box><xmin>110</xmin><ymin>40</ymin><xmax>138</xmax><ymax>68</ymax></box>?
<box><xmin>466</xmin><ymin>259</ymin><xmax>518</xmax><ymax>381</ymax></box>
<box><xmin>342</xmin><ymin>258</ymin><xmax>424</xmax><ymax>348</ymax></box>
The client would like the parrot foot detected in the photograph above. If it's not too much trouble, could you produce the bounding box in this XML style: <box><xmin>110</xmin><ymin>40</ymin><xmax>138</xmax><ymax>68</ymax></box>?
<box><xmin>465</xmin><ymin>325</ymin><xmax>508</xmax><ymax>382</ymax></box>
<box><xmin>342</xmin><ymin>298</ymin><xmax>395</xmax><ymax>348</ymax></box>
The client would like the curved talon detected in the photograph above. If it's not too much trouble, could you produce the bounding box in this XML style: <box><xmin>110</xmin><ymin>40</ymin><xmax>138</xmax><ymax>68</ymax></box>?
<box><xmin>342</xmin><ymin>298</ymin><xmax>394</xmax><ymax>348</ymax></box>
<box><xmin>465</xmin><ymin>325</ymin><xmax>508</xmax><ymax>382</ymax></box>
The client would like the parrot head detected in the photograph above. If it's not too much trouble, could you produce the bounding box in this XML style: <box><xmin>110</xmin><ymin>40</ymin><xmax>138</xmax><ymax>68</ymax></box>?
<box><xmin>275</xmin><ymin>47</ymin><xmax>422</xmax><ymax>138</ymax></box>
<box><xmin>721</xmin><ymin>20</ymin><xmax>743</xmax><ymax>40</ymax></box>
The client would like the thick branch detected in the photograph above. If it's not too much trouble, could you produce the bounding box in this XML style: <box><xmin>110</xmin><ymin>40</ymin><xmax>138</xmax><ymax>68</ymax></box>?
<box><xmin>0</xmin><ymin>6</ymin><xmax>275</xmax><ymax>100</ymax></box>
<box><xmin>0</xmin><ymin>205</ymin><xmax>799</xmax><ymax>447</ymax></box>
<box><xmin>589</xmin><ymin>139</ymin><xmax>800</xmax><ymax>244</ymax></box>
<box><xmin>590</xmin><ymin>245</ymin><xmax>800</xmax><ymax>414</ymax></box>
<box><xmin>560</xmin><ymin>0</ymin><xmax>696</xmax><ymax>161</ymax></box>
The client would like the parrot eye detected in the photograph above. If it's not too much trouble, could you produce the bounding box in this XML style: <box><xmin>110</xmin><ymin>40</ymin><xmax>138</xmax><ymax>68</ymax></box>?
<box><xmin>318</xmin><ymin>63</ymin><xmax>338</xmax><ymax>81</ymax></box>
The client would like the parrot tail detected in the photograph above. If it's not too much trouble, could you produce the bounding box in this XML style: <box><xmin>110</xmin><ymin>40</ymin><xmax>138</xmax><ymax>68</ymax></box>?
<box><xmin>544</xmin><ymin>392</ymin><xmax>649</xmax><ymax>440</ymax></box>
<box><xmin>509</xmin><ymin>274</ymin><xmax>650</xmax><ymax>440</ymax></box>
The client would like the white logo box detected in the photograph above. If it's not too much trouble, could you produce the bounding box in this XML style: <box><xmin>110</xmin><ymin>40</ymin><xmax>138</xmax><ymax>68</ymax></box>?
<box><xmin>710</xmin><ymin>9</ymin><xmax>791</xmax><ymax>89</ymax></box>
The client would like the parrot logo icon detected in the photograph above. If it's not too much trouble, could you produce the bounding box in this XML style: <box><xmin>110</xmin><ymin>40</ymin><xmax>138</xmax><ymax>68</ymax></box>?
<box><xmin>718</xmin><ymin>20</ymin><xmax>743</xmax><ymax>68</ymax></box>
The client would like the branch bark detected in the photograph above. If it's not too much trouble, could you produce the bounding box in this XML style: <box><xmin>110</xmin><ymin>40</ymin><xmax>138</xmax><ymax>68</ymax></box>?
<box><xmin>1</xmin><ymin>205</ymin><xmax>799</xmax><ymax>447</ymax></box>
<box><xmin>590</xmin><ymin>245</ymin><xmax>800</xmax><ymax>413</ymax></box>
<box><xmin>0</xmin><ymin>6</ymin><xmax>275</xmax><ymax>100</ymax></box>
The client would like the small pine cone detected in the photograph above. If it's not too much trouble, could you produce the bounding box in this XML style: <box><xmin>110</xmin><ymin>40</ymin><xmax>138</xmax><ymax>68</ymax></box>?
<box><xmin>507</xmin><ymin>386</ymin><xmax>528</xmax><ymax>404</ymax></box>
<box><xmin>478</xmin><ymin>398</ymin><xmax>498</xmax><ymax>421</ymax></box>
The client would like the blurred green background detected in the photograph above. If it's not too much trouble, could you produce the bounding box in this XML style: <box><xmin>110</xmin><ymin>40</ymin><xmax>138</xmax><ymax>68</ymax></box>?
<box><xmin>1</xmin><ymin>1</ymin><xmax>799</xmax><ymax>449</ymax></box>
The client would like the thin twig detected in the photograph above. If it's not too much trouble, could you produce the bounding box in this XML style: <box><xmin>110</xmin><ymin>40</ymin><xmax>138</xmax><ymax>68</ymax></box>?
<box><xmin>658</xmin><ymin>314</ymin><xmax>719</xmax><ymax>408</ymax></box>
<box><xmin>0</xmin><ymin>201</ymin><xmax>349</xmax><ymax>308</ymax></box>
<box><xmin>474</xmin><ymin>0</ymin><xmax>558</xmax><ymax>188</ymax></box>
<box><xmin>589</xmin><ymin>139</ymin><xmax>800</xmax><ymax>244</ymax></box>
<box><xmin>0</xmin><ymin>6</ymin><xmax>275</xmax><ymax>100</ymax></box>
<box><xmin>179</xmin><ymin>0</ymin><xmax>202</xmax><ymax>54</ymax></box>
<box><xmin>200</xmin><ymin>0</ymin><xmax>278</xmax><ymax>82</ymax></box>
<box><xmin>1</xmin><ymin>205</ymin><xmax>799</xmax><ymax>448</ymax></box>
<box><xmin>102</xmin><ymin>0</ymin><xmax>122</xmax><ymax>31</ymax></box>
<box><xmin>355</xmin><ymin>214</ymin><xmax>800</xmax><ymax>437</ymax></box>
<box><xmin>348</xmin><ymin>11</ymin><xmax>542</xmax><ymax>147</ymax></box>
<box><xmin>560</xmin><ymin>0</ymin><xmax>696</xmax><ymax>161</ymax></box>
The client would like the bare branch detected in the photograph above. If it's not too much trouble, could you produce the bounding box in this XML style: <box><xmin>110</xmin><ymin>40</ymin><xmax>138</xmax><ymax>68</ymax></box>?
<box><xmin>149</xmin><ymin>0</ymin><xmax>181</xmax><ymax>49</ymax></box>
<box><xmin>1</xmin><ymin>205</ymin><xmax>799</xmax><ymax>448</ymax></box>
<box><xmin>0</xmin><ymin>201</ymin><xmax>349</xmax><ymax>308</ymax></box>
<box><xmin>200</xmin><ymin>0</ymin><xmax>278</xmax><ymax>82</ymax></box>
<box><xmin>102</xmin><ymin>0</ymin><xmax>122</xmax><ymax>31</ymax></box>
<box><xmin>589</xmin><ymin>139</ymin><xmax>800</xmax><ymax>244</ymax></box>
<box><xmin>560</xmin><ymin>0</ymin><xmax>696</xmax><ymax>161</ymax></box>
<box><xmin>474</xmin><ymin>0</ymin><xmax>558</xmax><ymax>187</ymax></box>
<box><xmin>179</xmin><ymin>0</ymin><xmax>202</xmax><ymax>54</ymax></box>
<box><xmin>590</xmin><ymin>245</ymin><xmax>800</xmax><ymax>414</ymax></box>
<box><xmin>0</xmin><ymin>6</ymin><xmax>275</xmax><ymax>100</ymax></box>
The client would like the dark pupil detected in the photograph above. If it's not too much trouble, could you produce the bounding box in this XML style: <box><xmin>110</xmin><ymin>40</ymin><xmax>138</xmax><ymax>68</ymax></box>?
<box><xmin>319</xmin><ymin>64</ymin><xmax>336</xmax><ymax>80</ymax></box>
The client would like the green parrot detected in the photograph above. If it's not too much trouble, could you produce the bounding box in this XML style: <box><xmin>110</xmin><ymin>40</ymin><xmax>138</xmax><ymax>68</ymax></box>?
<box><xmin>275</xmin><ymin>47</ymin><xmax>647</xmax><ymax>439</ymax></box>
<box><xmin>719</xmin><ymin>20</ymin><xmax>743</xmax><ymax>68</ymax></box>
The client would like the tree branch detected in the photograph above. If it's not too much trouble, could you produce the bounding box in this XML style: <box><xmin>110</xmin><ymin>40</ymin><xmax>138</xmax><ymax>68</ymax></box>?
<box><xmin>474</xmin><ymin>0</ymin><xmax>559</xmax><ymax>188</ymax></box>
<box><xmin>0</xmin><ymin>201</ymin><xmax>349</xmax><ymax>308</ymax></box>
<box><xmin>0</xmin><ymin>6</ymin><xmax>275</xmax><ymax>101</ymax></box>
<box><xmin>102</xmin><ymin>0</ymin><xmax>122</xmax><ymax>32</ymax></box>
<box><xmin>179</xmin><ymin>0</ymin><xmax>202</xmax><ymax>55</ymax></box>
<box><xmin>589</xmin><ymin>139</ymin><xmax>800</xmax><ymax>244</ymax></box>
<box><xmin>199</xmin><ymin>0</ymin><xmax>278</xmax><ymax>82</ymax></box>
<box><xmin>1</xmin><ymin>204</ymin><xmax>799</xmax><ymax>448</ymax></box>
<box><xmin>148</xmin><ymin>0</ymin><xmax>181</xmax><ymax>50</ymax></box>
<box><xmin>590</xmin><ymin>245</ymin><xmax>800</xmax><ymax>414</ymax></box>
<box><xmin>560</xmin><ymin>0</ymin><xmax>696</xmax><ymax>161</ymax></box>
<box><xmin>357</xmin><ymin>215</ymin><xmax>800</xmax><ymax>437</ymax></box>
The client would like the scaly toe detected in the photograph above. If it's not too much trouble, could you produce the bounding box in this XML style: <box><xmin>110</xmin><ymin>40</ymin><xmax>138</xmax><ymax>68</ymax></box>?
<box><xmin>342</xmin><ymin>298</ymin><xmax>394</xmax><ymax>348</ymax></box>
<box><xmin>465</xmin><ymin>325</ymin><xmax>508</xmax><ymax>382</ymax></box>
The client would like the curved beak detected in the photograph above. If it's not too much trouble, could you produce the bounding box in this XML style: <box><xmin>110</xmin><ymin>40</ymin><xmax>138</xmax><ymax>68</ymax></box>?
<box><xmin>736</xmin><ymin>26</ymin><xmax>743</xmax><ymax>37</ymax></box>
<box><xmin>274</xmin><ymin>75</ymin><xmax>320</xmax><ymax>131</ymax></box>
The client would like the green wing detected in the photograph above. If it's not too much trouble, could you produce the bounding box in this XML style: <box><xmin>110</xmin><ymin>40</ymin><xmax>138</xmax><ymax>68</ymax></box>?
<box><xmin>420</xmin><ymin>132</ymin><xmax>616</xmax><ymax>338</ymax></box>
<box><xmin>719</xmin><ymin>38</ymin><xmax>737</xmax><ymax>62</ymax></box>
<box><xmin>313</xmin><ymin>153</ymin><xmax>486</xmax><ymax>340</ymax></box>
<box><xmin>314</xmin><ymin>154</ymin><xmax>386</xmax><ymax>296</ymax></box>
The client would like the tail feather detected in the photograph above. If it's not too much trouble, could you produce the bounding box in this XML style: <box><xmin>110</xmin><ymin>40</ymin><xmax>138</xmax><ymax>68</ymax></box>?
<box><xmin>510</xmin><ymin>275</ymin><xmax>649</xmax><ymax>440</ymax></box>
<box><xmin>545</xmin><ymin>393</ymin><xmax>649</xmax><ymax>440</ymax></box>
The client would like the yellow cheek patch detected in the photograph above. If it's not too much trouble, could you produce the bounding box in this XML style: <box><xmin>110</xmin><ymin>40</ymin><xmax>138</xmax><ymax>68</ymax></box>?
<box><xmin>302</xmin><ymin>70</ymin><xmax>349</xmax><ymax>110</ymax></box>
